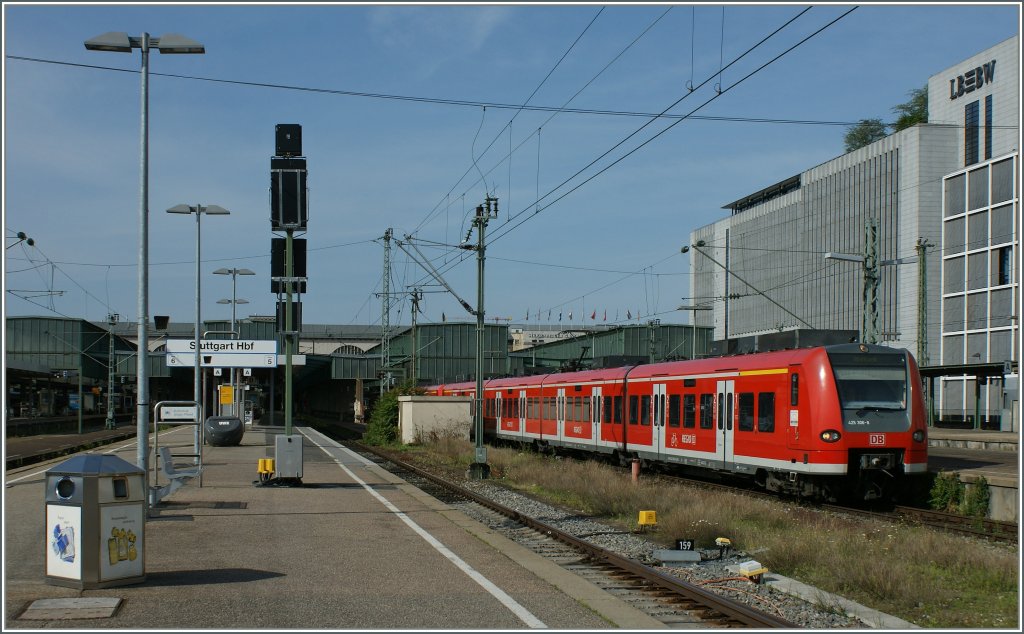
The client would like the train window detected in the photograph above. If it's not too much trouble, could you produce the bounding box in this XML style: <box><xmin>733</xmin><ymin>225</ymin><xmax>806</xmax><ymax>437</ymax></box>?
<box><xmin>668</xmin><ymin>394</ymin><xmax>681</xmax><ymax>427</ymax></box>
<box><xmin>629</xmin><ymin>396</ymin><xmax>638</xmax><ymax>425</ymax></box>
<box><xmin>640</xmin><ymin>395</ymin><xmax>651</xmax><ymax>426</ymax></box>
<box><xmin>790</xmin><ymin>373</ymin><xmax>799</xmax><ymax>406</ymax></box>
<box><xmin>614</xmin><ymin>396</ymin><xmax>623</xmax><ymax>424</ymax></box>
<box><xmin>699</xmin><ymin>394</ymin><xmax>714</xmax><ymax>429</ymax></box>
<box><xmin>738</xmin><ymin>393</ymin><xmax>755</xmax><ymax>432</ymax></box>
<box><xmin>758</xmin><ymin>393</ymin><xmax>775</xmax><ymax>432</ymax></box>
<box><xmin>683</xmin><ymin>378</ymin><xmax>696</xmax><ymax>387</ymax></box>
<box><xmin>603</xmin><ymin>396</ymin><xmax>612</xmax><ymax>424</ymax></box>
<box><xmin>717</xmin><ymin>393</ymin><xmax>725</xmax><ymax>430</ymax></box>
<box><xmin>541</xmin><ymin>397</ymin><xmax>551</xmax><ymax>420</ymax></box>
<box><xmin>582</xmin><ymin>397</ymin><xmax>591</xmax><ymax>423</ymax></box>
<box><xmin>829</xmin><ymin>353</ymin><xmax>908</xmax><ymax>411</ymax></box>
<box><xmin>683</xmin><ymin>394</ymin><xmax>696</xmax><ymax>428</ymax></box>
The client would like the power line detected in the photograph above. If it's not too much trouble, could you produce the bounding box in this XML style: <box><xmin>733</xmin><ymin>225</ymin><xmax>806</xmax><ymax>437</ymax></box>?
<box><xmin>418</xmin><ymin>6</ymin><xmax>831</xmax><ymax>288</ymax></box>
<box><xmin>8</xmin><ymin>53</ymin><xmax>902</xmax><ymax>128</ymax></box>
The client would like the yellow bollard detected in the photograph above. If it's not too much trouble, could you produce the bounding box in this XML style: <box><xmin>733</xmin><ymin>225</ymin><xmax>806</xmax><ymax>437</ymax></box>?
<box><xmin>258</xmin><ymin>458</ymin><xmax>275</xmax><ymax>483</ymax></box>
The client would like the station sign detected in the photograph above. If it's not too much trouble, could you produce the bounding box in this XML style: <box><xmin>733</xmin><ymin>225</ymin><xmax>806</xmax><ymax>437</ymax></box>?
<box><xmin>158</xmin><ymin>405</ymin><xmax>197</xmax><ymax>421</ymax></box>
<box><xmin>165</xmin><ymin>340</ymin><xmax>278</xmax><ymax>368</ymax></box>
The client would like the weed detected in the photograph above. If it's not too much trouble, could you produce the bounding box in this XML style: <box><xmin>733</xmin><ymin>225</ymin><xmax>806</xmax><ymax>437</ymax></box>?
<box><xmin>962</xmin><ymin>476</ymin><xmax>990</xmax><ymax>518</ymax></box>
<box><xmin>929</xmin><ymin>471</ymin><xmax>963</xmax><ymax>512</ymax></box>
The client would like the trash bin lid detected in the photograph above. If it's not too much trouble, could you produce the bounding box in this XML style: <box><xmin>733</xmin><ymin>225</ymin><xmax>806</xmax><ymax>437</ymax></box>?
<box><xmin>46</xmin><ymin>453</ymin><xmax>144</xmax><ymax>476</ymax></box>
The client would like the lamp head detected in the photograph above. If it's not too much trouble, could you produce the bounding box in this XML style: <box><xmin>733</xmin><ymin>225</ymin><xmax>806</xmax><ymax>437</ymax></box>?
<box><xmin>84</xmin><ymin>32</ymin><xmax>133</xmax><ymax>53</ymax></box>
<box><xmin>155</xmin><ymin>34</ymin><xmax>205</xmax><ymax>54</ymax></box>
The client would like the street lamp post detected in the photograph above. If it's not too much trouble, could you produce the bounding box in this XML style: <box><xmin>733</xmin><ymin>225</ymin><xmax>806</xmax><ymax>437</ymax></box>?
<box><xmin>85</xmin><ymin>31</ymin><xmax>205</xmax><ymax>478</ymax></box>
<box><xmin>168</xmin><ymin>204</ymin><xmax>230</xmax><ymax>463</ymax></box>
<box><xmin>215</xmin><ymin>266</ymin><xmax>255</xmax><ymax>415</ymax></box>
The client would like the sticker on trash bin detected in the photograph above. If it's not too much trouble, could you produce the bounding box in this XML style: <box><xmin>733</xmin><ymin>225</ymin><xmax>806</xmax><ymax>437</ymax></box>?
<box><xmin>100</xmin><ymin>505</ymin><xmax>144</xmax><ymax>580</ymax></box>
<box><xmin>107</xmin><ymin>527</ymin><xmax>137</xmax><ymax>566</ymax></box>
<box><xmin>46</xmin><ymin>506</ymin><xmax>82</xmax><ymax>579</ymax></box>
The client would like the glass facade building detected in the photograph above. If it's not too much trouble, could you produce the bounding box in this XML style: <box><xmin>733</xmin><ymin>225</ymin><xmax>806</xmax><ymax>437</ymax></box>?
<box><xmin>690</xmin><ymin>36</ymin><xmax>1019</xmax><ymax>429</ymax></box>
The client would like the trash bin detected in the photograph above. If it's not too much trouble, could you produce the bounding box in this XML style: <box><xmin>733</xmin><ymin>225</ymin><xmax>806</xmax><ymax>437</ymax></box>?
<box><xmin>44</xmin><ymin>454</ymin><xmax>146</xmax><ymax>589</ymax></box>
<box><xmin>204</xmin><ymin>415</ymin><xmax>244</xmax><ymax>447</ymax></box>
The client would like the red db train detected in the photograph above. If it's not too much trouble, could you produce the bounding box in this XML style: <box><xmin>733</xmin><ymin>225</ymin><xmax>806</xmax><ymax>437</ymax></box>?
<box><xmin>432</xmin><ymin>343</ymin><xmax>928</xmax><ymax>502</ymax></box>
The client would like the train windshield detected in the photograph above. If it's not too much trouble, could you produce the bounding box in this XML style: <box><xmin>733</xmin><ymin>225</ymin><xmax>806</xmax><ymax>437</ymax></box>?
<box><xmin>828</xmin><ymin>352</ymin><xmax>907</xmax><ymax>411</ymax></box>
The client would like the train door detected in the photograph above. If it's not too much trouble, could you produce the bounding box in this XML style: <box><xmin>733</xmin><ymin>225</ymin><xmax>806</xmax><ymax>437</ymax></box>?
<box><xmin>715</xmin><ymin>380</ymin><xmax>735</xmax><ymax>469</ymax></box>
<box><xmin>518</xmin><ymin>390</ymin><xmax>527</xmax><ymax>438</ymax></box>
<box><xmin>591</xmin><ymin>386</ymin><xmax>602</xmax><ymax>450</ymax></box>
<box><xmin>556</xmin><ymin>387</ymin><xmax>566</xmax><ymax>444</ymax></box>
<box><xmin>652</xmin><ymin>383</ymin><xmax>666</xmax><ymax>460</ymax></box>
<box><xmin>495</xmin><ymin>392</ymin><xmax>503</xmax><ymax>433</ymax></box>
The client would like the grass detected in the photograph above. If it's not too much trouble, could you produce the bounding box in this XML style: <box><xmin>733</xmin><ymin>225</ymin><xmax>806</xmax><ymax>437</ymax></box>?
<box><xmin>393</xmin><ymin>437</ymin><xmax>1018</xmax><ymax>629</ymax></box>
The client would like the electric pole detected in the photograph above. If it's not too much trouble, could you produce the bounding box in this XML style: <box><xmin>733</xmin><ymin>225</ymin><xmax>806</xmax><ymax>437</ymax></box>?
<box><xmin>105</xmin><ymin>313</ymin><xmax>119</xmax><ymax>429</ymax></box>
<box><xmin>468</xmin><ymin>197</ymin><xmax>497</xmax><ymax>480</ymax></box>
<box><xmin>381</xmin><ymin>228</ymin><xmax>393</xmax><ymax>395</ymax></box>
<box><xmin>916</xmin><ymin>237</ymin><xmax>933</xmax><ymax>366</ymax></box>
<box><xmin>862</xmin><ymin>218</ymin><xmax>880</xmax><ymax>344</ymax></box>
<box><xmin>410</xmin><ymin>288</ymin><xmax>422</xmax><ymax>387</ymax></box>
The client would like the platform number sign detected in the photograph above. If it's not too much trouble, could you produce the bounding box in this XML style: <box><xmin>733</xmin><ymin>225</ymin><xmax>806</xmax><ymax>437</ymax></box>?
<box><xmin>676</xmin><ymin>538</ymin><xmax>695</xmax><ymax>551</ymax></box>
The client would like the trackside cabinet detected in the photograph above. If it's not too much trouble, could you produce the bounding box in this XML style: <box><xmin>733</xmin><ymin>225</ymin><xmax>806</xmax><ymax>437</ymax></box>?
<box><xmin>44</xmin><ymin>454</ymin><xmax>146</xmax><ymax>589</ymax></box>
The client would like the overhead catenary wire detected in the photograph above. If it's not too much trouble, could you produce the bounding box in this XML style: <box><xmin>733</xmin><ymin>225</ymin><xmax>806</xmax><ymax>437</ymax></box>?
<box><xmin>405</xmin><ymin>8</ymin><xmax>857</xmax><ymax>319</ymax></box>
<box><xmin>416</xmin><ymin>6</ymin><xmax>833</xmax><ymax>297</ymax></box>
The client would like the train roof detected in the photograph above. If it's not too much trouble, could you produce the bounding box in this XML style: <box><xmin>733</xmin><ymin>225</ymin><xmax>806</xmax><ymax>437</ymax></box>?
<box><xmin>432</xmin><ymin>343</ymin><xmax>910</xmax><ymax>391</ymax></box>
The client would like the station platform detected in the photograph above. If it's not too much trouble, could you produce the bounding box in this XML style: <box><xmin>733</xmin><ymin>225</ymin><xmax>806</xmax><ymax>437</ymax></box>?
<box><xmin>928</xmin><ymin>427</ymin><xmax>1019</xmax><ymax>452</ymax></box>
<box><xmin>4</xmin><ymin>424</ymin><xmax>663</xmax><ymax>630</ymax></box>
<box><xmin>927</xmin><ymin>428</ymin><xmax>1019</xmax><ymax>523</ymax></box>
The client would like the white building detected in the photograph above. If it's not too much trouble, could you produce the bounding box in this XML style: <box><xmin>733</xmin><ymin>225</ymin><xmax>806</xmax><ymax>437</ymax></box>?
<box><xmin>933</xmin><ymin>36</ymin><xmax>1019</xmax><ymax>429</ymax></box>
<box><xmin>690</xmin><ymin>36</ymin><xmax>1019</xmax><ymax>429</ymax></box>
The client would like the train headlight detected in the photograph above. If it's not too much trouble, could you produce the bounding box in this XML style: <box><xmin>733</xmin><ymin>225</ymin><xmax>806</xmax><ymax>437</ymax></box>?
<box><xmin>820</xmin><ymin>429</ymin><xmax>842</xmax><ymax>443</ymax></box>
<box><xmin>912</xmin><ymin>430</ymin><xmax>925</xmax><ymax>442</ymax></box>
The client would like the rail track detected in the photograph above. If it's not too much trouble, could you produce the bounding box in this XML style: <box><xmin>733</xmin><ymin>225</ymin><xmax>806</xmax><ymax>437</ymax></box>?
<box><xmin>349</xmin><ymin>441</ymin><xmax>798</xmax><ymax>629</ymax></box>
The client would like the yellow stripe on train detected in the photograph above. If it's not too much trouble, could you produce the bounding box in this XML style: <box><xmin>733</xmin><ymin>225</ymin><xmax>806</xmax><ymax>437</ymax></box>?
<box><xmin>737</xmin><ymin>368</ymin><xmax>789</xmax><ymax>376</ymax></box>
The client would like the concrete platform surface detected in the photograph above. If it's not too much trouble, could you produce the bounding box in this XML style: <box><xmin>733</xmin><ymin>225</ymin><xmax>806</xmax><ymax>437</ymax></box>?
<box><xmin>4</xmin><ymin>424</ymin><xmax>663</xmax><ymax>630</ymax></box>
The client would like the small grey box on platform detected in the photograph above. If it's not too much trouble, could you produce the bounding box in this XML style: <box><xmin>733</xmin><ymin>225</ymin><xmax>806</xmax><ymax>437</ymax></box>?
<box><xmin>653</xmin><ymin>549</ymin><xmax>702</xmax><ymax>563</ymax></box>
<box><xmin>274</xmin><ymin>435</ymin><xmax>304</xmax><ymax>479</ymax></box>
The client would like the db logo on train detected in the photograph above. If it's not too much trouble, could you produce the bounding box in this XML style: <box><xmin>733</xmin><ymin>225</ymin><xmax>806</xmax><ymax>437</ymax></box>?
<box><xmin>868</xmin><ymin>434</ymin><xmax>885</xmax><ymax>446</ymax></box>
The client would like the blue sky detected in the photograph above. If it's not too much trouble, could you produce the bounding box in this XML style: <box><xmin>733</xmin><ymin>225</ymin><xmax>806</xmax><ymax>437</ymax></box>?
<box><xmin>3</xmin><ymin>3</ymin><xmax>1021</xmax><ymax>331</ymax></box>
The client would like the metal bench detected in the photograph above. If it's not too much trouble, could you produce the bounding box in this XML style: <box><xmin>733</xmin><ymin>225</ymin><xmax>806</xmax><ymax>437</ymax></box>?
<box><xmin>151</xmin><ymin>446</ymin><xmax>202</xmax><ymax>505</ymax></box>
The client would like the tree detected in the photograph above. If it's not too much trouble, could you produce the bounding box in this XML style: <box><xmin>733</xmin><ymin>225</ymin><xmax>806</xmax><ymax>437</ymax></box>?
<box><xmin>843</xmin><ymin>118</ymin><xmax>888</xmax><ymax>153</ymax></box>
<box><xmin>891</xmin><ymin>85</ymin><xmax>928</xmax><ymax>132</ymax></box>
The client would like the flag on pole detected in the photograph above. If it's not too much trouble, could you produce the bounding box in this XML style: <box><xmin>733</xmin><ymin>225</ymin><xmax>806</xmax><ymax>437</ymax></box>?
<box><xmin>568</xmin><ymin>311</ymin><xmax>573</xmax><ymax>321</ymax></box>
<box><xmin>548</xmin><ymin>309</ymin><xmax>552</xmax><ymax>320</ymax></box>
<box><xmin>590</xmin><ymin>310</ymin><xmax>596</xmax><ymax>320</ymax></box>
<box><xmin>559</xmin><ymin>311</ymin><xmax>563</xmax><ymax>321</ymax></box>
<box><xmin>603</xmin><ymin>310</ymin><xmax>606</xmax><ymax>321</ymax></box>
<box><xmin>626</xmin><ymin>309</ymin><xmax>631</xmax><ymax>319</ymax></box>
<box><xmin>442</xmin><ymin>312</ymin><xmax>446</xmax><ymax>322</ymax></box>
<box><xmin>525</xmin><ymin>308</ymin><xmax>530</xmax><ymax>321</ymax></box>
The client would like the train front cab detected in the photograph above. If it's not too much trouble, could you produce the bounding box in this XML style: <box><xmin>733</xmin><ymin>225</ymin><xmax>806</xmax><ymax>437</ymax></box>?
<box><xmin>778</xmin><ymin>344</ymin><xmax>928</xmax><ymax>501</ymax></box>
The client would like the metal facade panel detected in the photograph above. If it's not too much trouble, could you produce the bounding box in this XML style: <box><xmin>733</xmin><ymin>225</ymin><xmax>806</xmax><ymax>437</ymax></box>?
<box><xmin>332</xmin><ymin>356</ymin><xmax>381</xmax><ymax>379</ymax></box>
